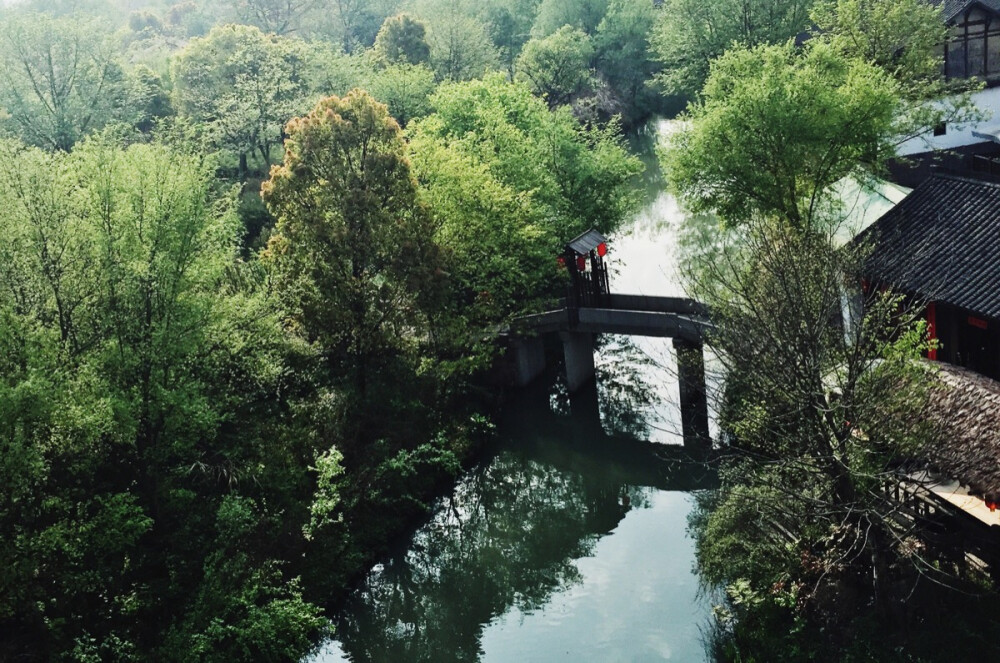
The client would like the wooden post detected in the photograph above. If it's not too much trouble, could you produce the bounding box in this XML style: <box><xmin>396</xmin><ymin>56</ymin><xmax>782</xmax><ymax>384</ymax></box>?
<box><xmin>674</xmin><ymin>338</ymin><xmax>710</xmax><ymax>447</ymax></box>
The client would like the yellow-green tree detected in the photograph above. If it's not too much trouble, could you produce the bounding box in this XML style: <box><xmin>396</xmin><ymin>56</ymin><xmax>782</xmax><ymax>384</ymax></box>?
<box><xmin>262</xmin><ymin>90</ymin><xmax>442</xmax><ymax>402</ymax></box>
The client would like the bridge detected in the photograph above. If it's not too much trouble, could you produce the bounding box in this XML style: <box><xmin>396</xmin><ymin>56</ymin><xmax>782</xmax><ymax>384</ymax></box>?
<box><xmin>500</xmin><ymin>229</ymin><xmax>715</xmax><ymax>446</ymax></box>
<box><xmin>503</xmin><ymin>292</ymin><xmax>714</xmax><ymax>447</ymax></box>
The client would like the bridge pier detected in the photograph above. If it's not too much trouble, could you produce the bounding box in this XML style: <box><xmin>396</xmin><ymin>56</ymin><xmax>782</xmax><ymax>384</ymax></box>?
<box><xmin>674</xmin><ymin>338</ymin><xmax>710</xmax><ymax>447</ymax></box>
<box><xmin>510</xmin><ymin>336</ymin><xmax>546</xmax><ymax>387</ymax></box>
<box><xmin>561</xmin><ymin>331</ymin><xmax>595</xmax><ymax>392</ymax></box>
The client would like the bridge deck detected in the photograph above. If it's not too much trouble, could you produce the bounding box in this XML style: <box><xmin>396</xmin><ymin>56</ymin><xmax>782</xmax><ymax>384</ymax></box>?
<box><xmin>507</xmin><ymin>294</ymin><xmax>712</xmax><ymax>341</ymax></box>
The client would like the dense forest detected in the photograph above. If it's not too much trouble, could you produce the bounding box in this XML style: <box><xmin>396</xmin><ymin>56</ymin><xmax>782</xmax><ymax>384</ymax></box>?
<box><xmin>0</xmin><ymin>0</ymin><xmax>662</xmax><ymax>659</ymax></box>
<box><xmin>3</xmin><ymin>0</ymin><xmax>997</xmax><ymax>661</ymax></box>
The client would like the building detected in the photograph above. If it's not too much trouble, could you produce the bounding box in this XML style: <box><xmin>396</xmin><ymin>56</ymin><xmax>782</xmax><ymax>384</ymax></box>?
<box><xmin>894</xmin><ymin>1</ymin><xmax>1000</xmax><ymax>183</ymax></box>
<box><xmin>861</xmin><ymin>171</ymin><xmax>1000</xmax><ymax>379</ymax></box>
<box><xmin>863</xmin><ymin>170</ymin><xmax>1000</xmax><ymax>536</ymax></box>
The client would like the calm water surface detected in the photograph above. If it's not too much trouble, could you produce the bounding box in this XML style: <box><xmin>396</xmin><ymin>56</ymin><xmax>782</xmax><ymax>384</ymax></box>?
<box><xmin>310</xmin><ymin>119</ymin><xmax>715</xmax><ymax>662</ymax></box>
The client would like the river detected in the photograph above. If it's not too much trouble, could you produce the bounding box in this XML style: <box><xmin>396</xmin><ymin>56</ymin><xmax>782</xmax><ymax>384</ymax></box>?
<box><xmin>310</xmin><ymin>119</ymin><xmax>716</xmax><ymax>662</ymax></box>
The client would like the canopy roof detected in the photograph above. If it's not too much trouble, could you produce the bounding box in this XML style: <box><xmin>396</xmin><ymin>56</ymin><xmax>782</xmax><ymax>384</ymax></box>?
<box><xmin>565</xmin><ymin>229</ymin><xmax>607</xmax><ymax>256</ymax></box>
<box><xmin>972</xmin><ymin>126</ymin><xmax>1000</xmax><ymax>144</ymax></box>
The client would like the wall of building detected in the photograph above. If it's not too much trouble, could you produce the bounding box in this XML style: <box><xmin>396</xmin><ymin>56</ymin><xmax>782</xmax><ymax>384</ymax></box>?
<box><xmin>898</xmin><ymin>86</ymin><xmax>1000</xmax><ymax>156</ymax></box>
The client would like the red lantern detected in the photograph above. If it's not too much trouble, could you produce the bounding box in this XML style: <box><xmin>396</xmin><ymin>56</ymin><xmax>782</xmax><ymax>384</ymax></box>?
<box><xmin>556</xmin><ymin>256</ymin><xmax>566</xmax><ymax>268</ymax></box>
<box><xmin>988</xmin><ymin>500</ymin><xmax>998</xmax><ymax>512</ymax></box>
<box><xmin>576</xmin><ymin>256</ymin><xmax>587</xmax><ymax>271</ymax></box>
<box><xmin>597</xmin><ymin>242</ymin><xmax>607</xmax><ymax>257</ymax></box>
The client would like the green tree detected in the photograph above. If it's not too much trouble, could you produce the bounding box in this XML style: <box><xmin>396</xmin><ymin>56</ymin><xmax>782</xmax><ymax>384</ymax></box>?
<box><xmin>515</xmin><ymin>26</ymin><xmax>594</xmax><ymax>107</ymax></box>
<box><xmin>425</xmin><ymin>8</ymin><xmax>501</xmax><ymax>81</ymax></box>
<box><xmin>811</xmin><ymin>0</ymin><xmax>944</xmax><ymax>92</ymax></box>
<box><xmin>810</xmin><ymin>0</ymin><xmax>983</xmax><ymax>143</ymax></box>
<box><xmin>320</xmin><ymin>0</ymin><xmax>399</xmax><ymax>53</ymax></box>
<box><xmin>262</xmin><ymin>90</ymin><xmax>442</xmax><ymax>407</ymax></box>
<box><xmin>229</xmin><ymin>0</ymin><xmax>321</xmax><ymax>35</ymax></box>
<box><xmin>593</xmin><ymin>0</ymin><xmax>661</xmax><ymax>122</ymax></box>
<box><xmin>664</xmin><ymin>42</ymin><xmax>899</xmax><ymax>230</ymax></box>
<box><xmin>0</xmin><ymin>12</ymin><xmax>128</xmax><ymax>150</ymax></box>
<box><xmin>374</xmin><ymin>13</ymin><xmax>431</xmax><ymax>65</ymax></box>
<box><xmin>669</xmin><ymin>30</ymin><xmax>996</xmax><ymax>658</ymax></box>
<box><xmin>683</xmin><ymin>217</ymin><xmax>942</xmax><ymax>659</ymax></box>
<box><xmin>171</xmin><ymin>24</ymin><xmax>311</xmax><ymax>177</ymax></box>
<box><xmin>366</xmin><ymin>62</ymin><xmax>436</xmax><ymax>126</ymax></box>
<box><xmin>530</xmin><ymin>0</ymin><xmax>609</xmax><ymax>37</ymax></box>
<box><xmin>409</xmin><ymin>74</ymin><xmax>641</xmax><ymax>326</ymax></box>
<box><xmin>128</xmin><ymin>64</ymin><xmax>174</xmax><ymax>133</ymax></box>
<box><xmin>0</xmin><ymin>136</ymin><xmax>325</xmax><ymax>660</ymax></box>
<box><xmin>650</xmin><ymin>0</ymin><xmax>813</xmax><ymax>98</ymax></box>
<box><xmin>481</xmin><ymin>0</ymin><xmax>542</xmax><ymax>75</ymax></box>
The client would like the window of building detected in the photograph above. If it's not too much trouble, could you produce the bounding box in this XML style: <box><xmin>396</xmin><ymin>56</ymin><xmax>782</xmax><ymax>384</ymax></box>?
<box><xmin>934</xmin><ymin>122</ymin><xmax>948</xmax><ymax>136</ymax></box>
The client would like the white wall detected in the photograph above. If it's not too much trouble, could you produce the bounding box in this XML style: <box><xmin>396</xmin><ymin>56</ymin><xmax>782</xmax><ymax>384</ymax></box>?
<box><xmin>897</xmin><ymin>86</ymin><xmax>1000</xmax><ymax>156</ymax></box>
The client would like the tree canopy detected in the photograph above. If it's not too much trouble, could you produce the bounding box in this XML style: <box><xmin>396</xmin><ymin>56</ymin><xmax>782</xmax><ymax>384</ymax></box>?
<box><xmin>262</xmin><ymin>90</ymin><xmax>442</xmax><ymax>408</ymax></box>
<box><xmin>664</xmin><ymin>42</ymin><xmax>900</xmax><ymax>230</ymax></box>
<box><xmin>0</xmin><ymin>12</ymin><xmax>128</xmax><ymax>150</ymax></box>
<box><xmin>373</xmin><ymin>12</ymin><xmax>431</xmax><ymax>65</ymax></box>
<box><xmin>516</xmin><ymin>26</ymin><xmax>594</xmax><ymax>107</ymax></box>
<box><xmin>650</xmin><ymin>0</ymin><xmax>813</xmax><ymax>98</ymax></box>
<box><xmin>409</xmin><ymin>74</ymin><xmax>641</xmax><ymax>325</ymax></box>
<box><xmin>171</xmin><ymin>23</ymin><xmax>311</xmax><ymax>175</ymax></box>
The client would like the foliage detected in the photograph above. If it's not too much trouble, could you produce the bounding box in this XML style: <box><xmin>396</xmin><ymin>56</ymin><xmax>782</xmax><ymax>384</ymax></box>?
<box><xmin>128</xmin><ymin>64</ymin><xmax>175</xmax><ymax>134</ymax></box>
<box><xmin>228</xmin><ymin>0</ymin><xmax>321</xmax><ymax>35</ymax></box>
<box><xmin>0</xmin><ymin>12</ymin><xmax>129</xmax><ymax>150</ymax></box>
<box><xmin>811</xmin><ymin>0</ymin><xmax>945</xmax><ymax>92</ymax></box>
<box><xmin>530</xmin><ymin>0</ymin><xmax>609</xmax><ymax>38</ymax></box>
<box><xmin>366</xmin><ymin>62</ymin><xmax>436</xmax><ymax>126</ymax></box>
<box><xmin>810</xmin><ymin>0</ymin><xmax>986</xmax><ymax>145</ymax></box>
<box><xmin>317</xmin><ymin>0</ymin><xmax>399</xmax><ymax>53</ymax></box>
<box><xmin>171</xmin><ymin>24</ymin><xmax>311</xmax><ymax>176</ymax></box>
<box><xmin>650</xmin><ymin>0</ymin><xmax>813</xmax><ymax>98</ymax></box>
<box><xmin>479</xmin><ymin>0</ymin><xmax>542</xmax><ymax>74</ymax></box>
<box><xmin>0</xmin><ymin>136</ymin><xmax>327</xmax><ymax>660</ymax></box>
<box><xmin>516</xmin><ymin>26</ymin><xmax>594</xmax><ymax>107</ymax></box>
<box><xmin>373</xmin><ymin>12</ymin><xmax>431</xmax><ymax>65</ymax></box>
<box><xmin>593</xmin><ymin>0</ymin><xmax>662</xmax><ymax>123</ymax></box>
<box><xmin>409</xmin><ymin>74</ymin><xmax>642</xmax><ymax>327</ymax></box>
<box><xmin>683</xmin><ymin>213</ymin><xmax>951</xmax><ymax>658</ymax></box>
<box><xmin>664</xmin><ymin>42</ymin><xmax>900</xmax><ymax>230</ymax></box>
<box><xmin>261</xmin><ymin>90</ymin><xmax>443</xmax><ymax>445</ymax></box>
<box><xmin>425</xmin><ymin>7</ymin><xmax>501</xmax><ymax>81</ymax></box>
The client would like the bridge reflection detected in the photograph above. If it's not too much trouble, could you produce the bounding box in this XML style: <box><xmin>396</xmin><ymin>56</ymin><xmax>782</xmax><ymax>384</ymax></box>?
<box><xmin>323</xmin><ymin>370</ymin><xmax>717</xmax><ymax>663</ymax></box>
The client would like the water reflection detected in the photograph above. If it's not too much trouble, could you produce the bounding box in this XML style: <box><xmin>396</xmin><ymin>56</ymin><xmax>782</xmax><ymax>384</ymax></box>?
<box><xmin>316</xmin><ymin>375</ymin><xmax>715</xmax><ymax>663</ymax></box>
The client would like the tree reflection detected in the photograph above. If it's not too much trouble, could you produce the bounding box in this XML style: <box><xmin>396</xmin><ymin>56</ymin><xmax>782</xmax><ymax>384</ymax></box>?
<box><xmin>595</xmin><ymin>335</ymin><xmax>663</xmax><ymax>440</ymax></box>
<box><xmin>332</xmin><ymin>377</ymin><xmax>713</xmax><ymax>662</ymax></box>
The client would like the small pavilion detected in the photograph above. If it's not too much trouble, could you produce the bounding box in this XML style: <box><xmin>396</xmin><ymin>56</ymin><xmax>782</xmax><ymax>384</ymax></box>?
<box><xmin>561</xmin><ymin>229</ymin><xmax>610</xmax><ymax>308</ymax></box>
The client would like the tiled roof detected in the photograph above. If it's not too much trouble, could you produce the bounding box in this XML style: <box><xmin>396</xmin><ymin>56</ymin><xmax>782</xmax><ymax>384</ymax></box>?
<box><xmin>933</xmin><ymin>0</ymin><xmax>1000</xmax><ymax>21</ymax></box>
<box><xmin>861</xmin><ymin>172</ymin><xmax>1000</xmax><ymax>319</ymax></box>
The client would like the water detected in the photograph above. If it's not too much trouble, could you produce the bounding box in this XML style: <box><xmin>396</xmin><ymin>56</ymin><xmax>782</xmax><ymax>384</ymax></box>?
<box><xmin>311</xmin><ymin>119</ymin><xmax>715</xmax><ymax>662</ymax></box>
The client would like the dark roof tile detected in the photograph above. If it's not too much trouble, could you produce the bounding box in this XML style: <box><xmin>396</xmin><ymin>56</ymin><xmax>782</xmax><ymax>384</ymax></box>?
<box><xmin>862</xmin><ymin>173</ymin><xmax>1000</xmax><ymax>319</ymax></box>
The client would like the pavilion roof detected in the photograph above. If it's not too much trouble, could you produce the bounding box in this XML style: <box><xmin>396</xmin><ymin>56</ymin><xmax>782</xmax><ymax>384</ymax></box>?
<box><xmin>565</xmin><ymin>229</ymin><xmax>607</xmax><ymax>256</ymax></box>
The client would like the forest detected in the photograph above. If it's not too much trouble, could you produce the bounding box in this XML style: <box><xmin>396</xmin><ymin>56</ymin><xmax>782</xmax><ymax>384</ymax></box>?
<box><xmin>1</xmin><ymin>0</ymin><xmax>997</xmax><ymax>661</ymax></box>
